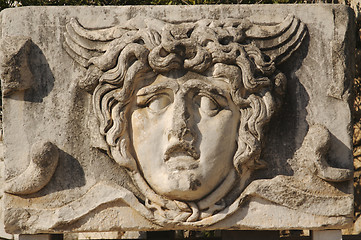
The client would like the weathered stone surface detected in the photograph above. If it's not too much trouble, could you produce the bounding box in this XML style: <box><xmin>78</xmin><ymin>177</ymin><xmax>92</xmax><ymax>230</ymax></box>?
<box><xmin>0</xmin><ymin>5</ymin><xmax>354</xmax><ymax>233</ymax></box>
<box><xmin>0</xmin><ymin>36</ymin><xmax>34</xmax><ymax>97</ymax></box>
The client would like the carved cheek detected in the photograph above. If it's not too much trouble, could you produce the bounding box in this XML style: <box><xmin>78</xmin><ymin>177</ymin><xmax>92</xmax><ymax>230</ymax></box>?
<box><xmin>131</xmin><ymin>109</ymin><xmax>148</xmax><ymax>143</ymax></box>
<box><xmin>198</xmin><ymin>110</ymin><xmax>238</xmax><ymax>159</ymax></box>
<box><xmin>215</xmin><ymin>110</ymin><xmax>239</xmax><ymax>144</ymax></box>
<box><xmin>131</xmin><ymin>108</ymin><xmax>169</xmax><ymax>168</ymax></box>
<box><xmin>132</xmin><ymin>107</ymin><xmax>172</xmax><ymax>143</ymax></box>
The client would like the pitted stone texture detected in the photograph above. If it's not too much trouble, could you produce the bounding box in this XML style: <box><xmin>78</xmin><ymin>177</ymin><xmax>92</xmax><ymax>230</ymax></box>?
<box><xmin>0</xmin><ymin>5</ymin><xmax>354</xmax><ymax>234</ymax></box>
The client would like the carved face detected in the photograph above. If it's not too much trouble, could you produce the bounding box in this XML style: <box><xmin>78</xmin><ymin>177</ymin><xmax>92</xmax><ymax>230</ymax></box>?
<box><xmin>130</xmin><ymin>71</ymin><xmax>240</xmax><ymax>201</ymax></box>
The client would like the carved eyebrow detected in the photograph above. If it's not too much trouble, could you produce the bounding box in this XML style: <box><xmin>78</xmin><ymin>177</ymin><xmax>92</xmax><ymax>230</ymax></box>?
<box><xmin>182</xmin><ymin>79</ymin><xmax>228</xmax><ymax>98</ymax></box>
<box><xmin>136</xmin><ymin>81</ymin><xmax>178</xmax><ymax>96</ymax></box>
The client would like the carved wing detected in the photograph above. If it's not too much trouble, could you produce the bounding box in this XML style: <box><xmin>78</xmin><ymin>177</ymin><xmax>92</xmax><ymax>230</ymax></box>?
<box><xmin>64</xmin><ymin>15</ymin><xmax>306</xmax><ymax>70</ymax></box>
<box><xmin>245</xmin><ymin>14</ymin><xmax>307</xmax><ymax>65</ymax></box>
<box><xmin>63</xmin><ymin>18</ymin><xmax>112</xmax><ymax>68</ymax></box>
<box><xmin>63</xmin><ymin>18</ymin><xmax>164</xmax><ymax>70</ymax></box>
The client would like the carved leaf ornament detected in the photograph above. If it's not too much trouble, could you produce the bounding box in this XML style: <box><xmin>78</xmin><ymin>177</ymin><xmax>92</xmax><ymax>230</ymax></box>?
<box><xmin>8</xmin><ymin>15</ymin><xmax>345</xmax><ymax>228</ymax></box>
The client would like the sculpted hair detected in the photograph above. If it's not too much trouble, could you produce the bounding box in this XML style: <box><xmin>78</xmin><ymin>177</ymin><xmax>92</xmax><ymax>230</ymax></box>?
<box><xmin>91</xmin><ymin>19</ymin><xmax>286</xmax><ymax>173</ymax></box>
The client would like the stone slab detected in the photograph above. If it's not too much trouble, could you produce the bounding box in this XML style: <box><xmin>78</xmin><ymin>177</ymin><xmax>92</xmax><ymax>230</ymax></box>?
<box><xmin>0</xmin><ymin>4</ymin><xmax>355</xmax><ymax>234</ymax></box>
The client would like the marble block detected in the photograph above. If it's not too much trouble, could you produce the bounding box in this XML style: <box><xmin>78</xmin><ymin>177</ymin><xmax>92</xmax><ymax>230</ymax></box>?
<box><xmin>0</xmin><ymin>4</ymin><xmax>355</xmax><ymax>233</ymax></box>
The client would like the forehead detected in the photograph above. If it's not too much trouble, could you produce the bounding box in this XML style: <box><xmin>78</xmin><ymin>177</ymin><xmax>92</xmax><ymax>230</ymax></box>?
<box><xmin>137</xmin><ymin>71</ymin><xmax>232</xmax><ymax>94</ymax></box>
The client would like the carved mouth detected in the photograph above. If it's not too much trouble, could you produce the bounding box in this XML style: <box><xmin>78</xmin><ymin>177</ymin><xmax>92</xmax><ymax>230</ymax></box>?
<box><xmin>163</xmin><ymin>142</ymin><xmax>200</xmax><ymax>162</ymax></box>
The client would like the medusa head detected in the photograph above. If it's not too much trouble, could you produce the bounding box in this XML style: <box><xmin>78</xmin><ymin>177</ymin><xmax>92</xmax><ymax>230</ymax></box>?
<box><xmin>64</xmin><ymin>15</ymin><xmax>306</xmax><ymax>223</ymax></box>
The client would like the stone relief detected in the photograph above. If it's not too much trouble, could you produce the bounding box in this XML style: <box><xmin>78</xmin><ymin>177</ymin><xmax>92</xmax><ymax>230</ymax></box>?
<box><xmin>0</xmin><ymin>5</ymin><xmax>355</xmax><ymax>232</ymax></box>
<box><xmin>60</xmin><ymin>15</ymin><xmax>351</xmax><ymax>226</ymax></box>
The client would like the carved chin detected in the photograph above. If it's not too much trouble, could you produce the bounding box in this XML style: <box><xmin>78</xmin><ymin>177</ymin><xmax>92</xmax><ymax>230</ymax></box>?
<box><xmin>155</xmin><ymin>172</ymin><xmax>205</xmax><ymax>201</ymax></box>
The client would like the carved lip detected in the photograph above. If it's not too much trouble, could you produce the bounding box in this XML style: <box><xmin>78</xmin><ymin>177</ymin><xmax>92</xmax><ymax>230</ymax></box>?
<box><xmin>166</xmin><ymin>157</ymin><xmax>200</xmax><ymax>170</ymax></box>
<box><xmin>163</xmin><ymin>142</ymin><xmax>200</xmax><ymax>162</ymax></box>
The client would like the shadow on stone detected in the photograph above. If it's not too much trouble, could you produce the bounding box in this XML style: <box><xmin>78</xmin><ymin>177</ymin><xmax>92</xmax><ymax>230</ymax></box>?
<box><xmin>24</xmin><ymin>43</ymin><xmax>55</xmax><ymax>103</ymax></box>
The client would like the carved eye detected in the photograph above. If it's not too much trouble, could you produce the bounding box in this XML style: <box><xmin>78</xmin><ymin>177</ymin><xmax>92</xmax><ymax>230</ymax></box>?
<box><xmin>194</xmin><ymin>94</ymin><xmax>221</xmax><ymax>116</ymax></box>
<box><xmin>147</xmin><ymin>94</ymin><xmax>172</xmax><ymax>112</ymax></box>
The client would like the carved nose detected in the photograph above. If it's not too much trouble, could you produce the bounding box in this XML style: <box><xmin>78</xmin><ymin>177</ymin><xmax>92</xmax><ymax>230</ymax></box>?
<box><xmin>167</xmin><ymin>127</ymin><xmax>193</xmax><ymax>142</ymax></box>
<box><xmin>167</xmin><ymin>96</ymin><xmax>194</xmax><ymax>142</ymax></box>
